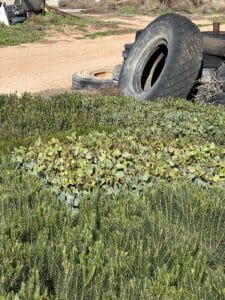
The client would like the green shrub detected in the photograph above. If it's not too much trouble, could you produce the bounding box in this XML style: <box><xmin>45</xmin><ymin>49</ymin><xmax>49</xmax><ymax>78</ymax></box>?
<box><xmin>1</xmin><ymin>159</ymin><xmax>225</xmax><ymax>298</ymax></box>
<box><xmin>2</xmin><ymin>93</ymin><xmax>225</xmax><ymax>298</ymax></box>
<box><xmin>2</xmin><ymin>93</ymin><xmax>225</xmax><ymax>145</ymax></box>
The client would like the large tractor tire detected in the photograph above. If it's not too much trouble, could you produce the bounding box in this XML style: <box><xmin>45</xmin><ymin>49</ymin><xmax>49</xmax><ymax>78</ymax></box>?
<box><xmin>119</xmin><ymin>13</ymin><xmax>203</xmax><ymax>100</ymax></box>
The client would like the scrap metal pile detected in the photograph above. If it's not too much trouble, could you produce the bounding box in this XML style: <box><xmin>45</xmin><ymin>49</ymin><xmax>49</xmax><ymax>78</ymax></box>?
<box><xmin>72</xmin><ymin>13</ymin><xmax>225</xmax><ymax>104</ymax></box>
<box><xmin>0</xmin><ymin>0</ymin><xmax>44</xmax><ymax>25</ymax></box>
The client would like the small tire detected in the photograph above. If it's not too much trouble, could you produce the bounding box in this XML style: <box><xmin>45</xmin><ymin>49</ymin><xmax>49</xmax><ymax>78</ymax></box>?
<box><xmin>119</xmin><ymin>13</ymin><xmax>203</xmax><ymax>100</ymax></box>
<box><xmin>72</xmin><ymin>67</ymin><xmax>115</xmax><ymax>90</ymax></box>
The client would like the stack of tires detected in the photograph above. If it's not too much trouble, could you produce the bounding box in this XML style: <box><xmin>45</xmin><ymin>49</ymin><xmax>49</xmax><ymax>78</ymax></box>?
<box><xmin>72</xmin><ymin>13</ymin><xmax>225</xmax><ymax>104</ymax></box>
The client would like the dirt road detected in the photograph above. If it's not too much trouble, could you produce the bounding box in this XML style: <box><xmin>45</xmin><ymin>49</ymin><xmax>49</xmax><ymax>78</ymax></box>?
<box><xmin>0</xmin><ymin>34</ymin><xmax>135</xmax><ymax>95</ymax></box>
<box><xmin>0</xmin><ymin>14</ymin><xmax>224</xmax><ymax>95</ymax></box>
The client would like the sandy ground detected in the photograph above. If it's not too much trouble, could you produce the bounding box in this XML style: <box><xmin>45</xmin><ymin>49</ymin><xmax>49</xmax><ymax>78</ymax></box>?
<box><xmin>0</xmin><ymin>34</ymin><xmax>133</xmax><ymax>95</ymax></box>
<box><xmin>0</xmin><ymin>14</ymin><xmax>225</xmax><ymax>95</ymax></box>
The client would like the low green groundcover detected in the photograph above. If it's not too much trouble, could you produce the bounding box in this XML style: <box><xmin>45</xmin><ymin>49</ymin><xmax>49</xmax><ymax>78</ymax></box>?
<box><xmin>13</xmin><ymin>128</ymin><xmax>225</xmax><ymax>208</ymax></box>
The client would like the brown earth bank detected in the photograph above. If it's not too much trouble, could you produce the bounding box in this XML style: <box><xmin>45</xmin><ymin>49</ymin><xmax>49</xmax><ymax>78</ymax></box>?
<box><xmin>0</xmin><ymin>14</ymin><xmax>225</xmax><ymax>95</ymax></box>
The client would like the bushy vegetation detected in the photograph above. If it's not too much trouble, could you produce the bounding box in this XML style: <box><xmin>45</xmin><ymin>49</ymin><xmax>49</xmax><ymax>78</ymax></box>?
<box><xmin>12</xmin><ymin>129</ymin><xmax>225</xmax><ymax>209</ymax></box>
<box><xmin>1</xmin><ymin>92</ymin><xmax>225</xmax><ymax>298</ymax></box>
<box><xmin>2</xmin><ymin>93</ymin><xmax>225</xmax><ymax>143</ymax></box>
<box><xmin>1</xmin><ymin>161</ymin><xmax>225</xmax><ymax>299</ymax></box>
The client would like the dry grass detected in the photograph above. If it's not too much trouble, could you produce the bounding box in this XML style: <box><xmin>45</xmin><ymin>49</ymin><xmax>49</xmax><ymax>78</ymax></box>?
<box><xmin>59</xmin><ymin>0</ymin><xmax>118</xmax><ymax>11</ymax></box>
<box><xmin>195</xmin><ymin>76</ymin><xmax>223</xmax><ymax>103</ymax></box>
<box><xmin>59</xmin><ymin>0</ymin><xmax>225</xmax><ymax>15</ymax></box>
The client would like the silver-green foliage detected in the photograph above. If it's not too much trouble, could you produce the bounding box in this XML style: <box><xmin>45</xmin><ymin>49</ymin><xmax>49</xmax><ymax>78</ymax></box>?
<box><xmin>13</xmin><ymin>127</ymin><xmax>225</xmax><ymax>209</ymax></box>
<box><xmin>3</xmin><ymin>93</ymin><xmax>225</xmax><ymax>298</ymax></box>
<box><xmin>1</xmin><ymin>160</ymin><xmax>225</xmax><ymax>299</ymax></box>
<box><xmin>2</xmin><ymin>94</ymin><xmax>225</xmax><ymax>146</ymax></box>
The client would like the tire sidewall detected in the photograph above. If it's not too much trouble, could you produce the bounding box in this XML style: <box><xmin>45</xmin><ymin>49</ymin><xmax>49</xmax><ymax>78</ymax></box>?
<box><xmin>119</xmin><ymin>14</ymin><xmax>202</xmax><ymax>100</ymax></box>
